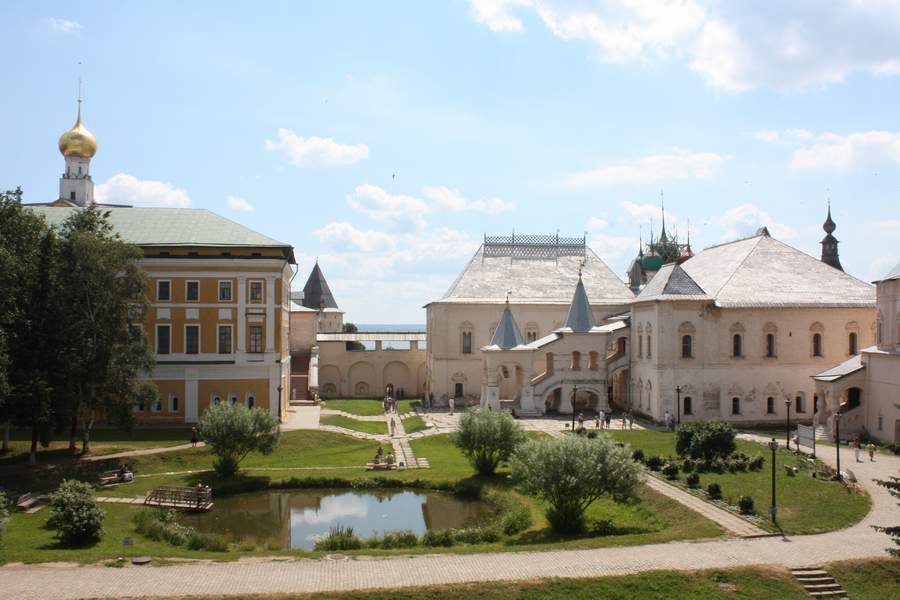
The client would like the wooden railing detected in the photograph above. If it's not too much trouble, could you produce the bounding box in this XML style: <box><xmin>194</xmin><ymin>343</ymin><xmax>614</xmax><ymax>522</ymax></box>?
<box><xmin>145</xmin><ymin>486</ymin><xmax>213</xmax><ymax>510</ymax></box>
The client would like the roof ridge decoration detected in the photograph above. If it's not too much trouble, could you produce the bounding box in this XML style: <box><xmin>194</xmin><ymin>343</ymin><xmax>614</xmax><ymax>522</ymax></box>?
<box><xmin>482</xmin><ymin>232</ymin><xmax>586</xmax><ymax>260</ymax></box>
<box><xmin>490</xmin><ymin>295</ymin><xmax>525</xmax><ymax>349</ymax></box>
<box><xmin>564</xmin><ymin>274</ymin><xmax>597</xmax><ymax>332</ymax></box>
<box><xmin>301</xmin><ymin>262</ymin><xmax>339</xmax><ymax>310</ymax></box>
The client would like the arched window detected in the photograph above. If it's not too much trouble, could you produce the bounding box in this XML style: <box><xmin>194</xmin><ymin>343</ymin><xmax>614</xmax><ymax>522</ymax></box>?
<box><xmin>461</xmin><ymin>331</ymin><xmax>472</xmax><ymax>354</ymax></box>
<box><xmin>638</xmin><ymin>335</ymin><xmax>643</xmax><ymax>358</ymax></box>
<box><xmin>647</xmin><ymin>334</ymin><xmax>652</xmax><ymax>358</ymax></box>
<box><xmin>731</xmin><ymin>397</ymin><xmax>741</xmax><ymax>415</ymax></box>
<box><xmin>849</xmin><ymin>332</ymin><xmax>858</xmax><ymax>355</ymax></box>
<box><xmin>812</xmin><ymin>333</ymin><xmax>823</xmax><ymax>357</ymax></box>
<box><xmin>795</xmin><ymin>394</ymin><xmax>805</xmax><ymax>413</ymax></box>
<box><xmin>454</xmin><ymin>383</ymin><xmax>464</xmax><ymax>398</ymax></box>
<box><xmin>732</xmin><ymin>334</ymin><xmax>743</xmax><ymax>358</ymax></box>
<box><xmin>681</xmin><ymin>335</ymin><xmax>692</xmax><ymax>358</ymax></box>
<box><xmin>766</xmin><ymin>397</ymin><xmax>775</xmax><ymax>414</ymax></box>
<box><xmin>766</xmin><ymin>333</ymin><xmax>776</xmax><ymax>357</ymax></box>
<box><xmin>545</xmin><ymin>352</ymin><xmax>554</xmax><ymax>374</ymax></box>
<box><xmin>683</xmin><ymin>396</ymin><xmax>693</xmax><ymax>415</ymax></box>
<box><xmin>847</xmin><ymin>387</ymin><xmax>862</xmax><ymax>411</ymax></box>
<box><xmin>588</xmin><ymin>351</ymin><xmax>598</xmax><ymax>370</ymax></box>
<box><xmin>571</xmin><ymin>351</ymin><xmax>581</xmax><ymax>370</ymax></box>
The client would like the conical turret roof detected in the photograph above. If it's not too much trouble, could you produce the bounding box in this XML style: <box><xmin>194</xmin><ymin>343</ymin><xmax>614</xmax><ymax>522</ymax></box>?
<box><xmin>564</xmin><ymin>276</ymin><xmax>596</xmax><ymax>332</ymax></box>
<box><xmin>301</xmin><ymin>262</ymin><xmax>339</xmax><ymax>310</ymax></box>
<box><xmin>489</xmin><ymin>299</ymin><xmax>524</xmax><ymax>349</ymax></box>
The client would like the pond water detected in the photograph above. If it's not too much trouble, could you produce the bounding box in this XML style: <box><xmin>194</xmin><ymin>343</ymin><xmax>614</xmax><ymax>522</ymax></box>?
<box><xmin>180</xmin><ymin>489</ymin><xmax>488</xmax><ymax>550</ymax></box>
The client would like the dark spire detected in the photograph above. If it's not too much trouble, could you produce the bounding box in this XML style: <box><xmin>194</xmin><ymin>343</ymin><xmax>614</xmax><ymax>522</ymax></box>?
<box><xmin>301</xmin><ymin>262</ymin><xmax>339</xmax><ymax>310</ymax></box>
<box><xmin>820</xmin><ymin>201</ymin><xmax>843</xmax><ymax>271</ymax></box>
<box><xmin>564</xmin><ymin>274</ymin><xmax>597</xmax><ymax>332</ymax></box>
<box><xmin>490</xmin><ymin>294</ymin><xmax>524</xmax><ymax>349</ymax></box>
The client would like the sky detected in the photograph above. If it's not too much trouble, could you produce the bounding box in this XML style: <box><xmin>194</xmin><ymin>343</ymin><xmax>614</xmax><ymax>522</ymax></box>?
<box><xmin>3</xmin><ymin>1</ymin><xmax>900</xmax><ymax>323</ymax></box>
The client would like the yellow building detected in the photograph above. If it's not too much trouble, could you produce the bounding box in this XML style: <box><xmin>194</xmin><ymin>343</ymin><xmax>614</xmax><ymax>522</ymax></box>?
<box><xmin>28</xmin><ymin>104</ymin><xmax>296</xmax><ymax>424</ymax></box>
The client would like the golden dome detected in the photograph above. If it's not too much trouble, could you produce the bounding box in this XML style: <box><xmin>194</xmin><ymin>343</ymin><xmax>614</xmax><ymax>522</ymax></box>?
<box><xmin>58</xmin><ymin>105</ymin><xmax>97</xmax><ymax>158</ymax></box>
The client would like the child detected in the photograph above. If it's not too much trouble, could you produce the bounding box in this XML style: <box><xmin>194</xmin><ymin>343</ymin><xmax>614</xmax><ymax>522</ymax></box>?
<box><xmin>866</xmin><ymin>442</ymin><xmax>876</xmax><ymax>462</ymax></box>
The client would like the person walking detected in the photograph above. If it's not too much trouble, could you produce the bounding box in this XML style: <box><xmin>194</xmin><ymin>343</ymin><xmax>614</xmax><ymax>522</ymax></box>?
<box><xmin>866</xmin><ymin>442</ymin><xmax>876</xmax><ymax>462</ymax></box>
<box><xmin>598</xmin><ymin>409</ymin><xmax>605</xmax><ymax>430</ymax></box>
<box><xmin>190</xmin><ymin>427</ymin><xmax>199</xmax><ymax>448</ymax></box>
<box><xmin>852</xmin><ymin>435</ymin><xmax>862</xmax><ymax>462</ymax></box>
<box><xmin>577</xmin><ymin>412</ymin><xmax>585</xmax><ymax>431</ymax></box>
<box><xmin>605</xmin><ymin>411</ymin><xmax>612</xmax><ymax>430</ymax></box>
<box><xmin>448</xmin><ymin>396</ymin><xmax>455</xmax><ymax>416</ymax></box>
<box><xmin>628</xmin><ymin>410</ymin><xmax>634</xmax><ymax>430</ymax></box>
<box><xmin>390</xmin><ymin>417</ymin><xmax>397</xmax><ymax>437</ymax></box>
<box><xmin>664</xmin><ymin>410</ymin><xmax>671</xmax><ymax>431</ymax></box>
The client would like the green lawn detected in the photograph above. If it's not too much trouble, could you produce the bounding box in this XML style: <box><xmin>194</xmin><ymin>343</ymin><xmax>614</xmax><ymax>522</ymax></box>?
<box><xmin>828</xmin><ymin>558</ymin><xmax>900</xmax><ymax>598</ymax></box>
<box><xmin>608</xmin><ymin>429</ymin><xmax>871</xmax><ymax>534</ymax></box>
<box><xmin>319</xmin><ymin>415</ymin><xmax>388</xmax><ymax>435</ymax></box>
<box><xmin>321</xmin><ymin>398</ymin><xmax>419</xmax><ymax>416</ymax></box>
<box><xmin>402</xmin><ymin>415</ymin><xmax>427</xmax><ymax>434</ymax></box>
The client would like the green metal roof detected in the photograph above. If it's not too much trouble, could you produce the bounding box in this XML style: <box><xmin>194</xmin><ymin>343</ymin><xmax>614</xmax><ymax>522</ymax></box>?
<box><xmin>27</xmin><ymin>206</ymin><xmax>295</xmax><ymax>263</ymax></box>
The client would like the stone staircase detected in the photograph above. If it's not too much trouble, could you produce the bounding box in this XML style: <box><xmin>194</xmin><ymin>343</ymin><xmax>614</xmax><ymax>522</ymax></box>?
<box><xmin>790</xmin><ymin>567</ymin><xmax>849</xmax><ymax>598</ymax></box>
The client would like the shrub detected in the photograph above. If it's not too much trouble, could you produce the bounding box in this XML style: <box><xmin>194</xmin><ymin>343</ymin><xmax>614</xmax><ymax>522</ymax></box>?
<box><xmin>707</xmin><ymin>482</ymin><xmax>722</xmax><ymax>500</ymax></box>
<box><xmin>500</xmin><ymin>505</ymin><xmax>533</xmax><ymax>535</ymax></box>
<box><xmin>675</xmin><ymin>421</ymin><xmax>737</xmax><ymax>462</ymax></box>
<box><xmin>47</xmin><ymin>479</ymin><xmax>105</xmax><ymax>545</ymax></box>
<box><xmin>452</xmin><ymin>409</ymin><xmax>528</xmax><ymax>476</ymax></box>
<box><xmin>681</xmin><ymin>458</ymin><xmax>695</xmax><ymax>473</ymax></box>
<box><xmin>453</xmin><ymin>526</ymin><xmax>500</xmax><ymax>545</ymax></box>
<box><xmin>133</xmin><ymin>508</ymin><xmax>227</xmax><ymax>551</ymax></box>
<box><xmin>631</xmin><ymin>449</ymin><xmax>645</xmax><ymax>463</ymax></box>
<box><xmin>730</xmin><ymin>457</ymin><xmax>748</xmax><ymax>472</ymax></box>
<box><xmin>586</xmin><ymin>430</ymin><xmax>598</xmax><ymax>439</ymax></box>
<box><xmin>645</xmin><ymin>455</ymin><xmax>663</xmax><ymax>471</ymax></box>
<box><xmin>0</xmin><ymin>491</ymin><xmax>8</xmax><ymax>537</ymax></box>
<box><xmin>686</xmin><ymin>473</ymin><xmax>701</xmax><ymax>489</ymax></box>
<box><xmin>661</xmin><ymin>461</ymin><xmax>680</xmax><ymax>480</ymax></box>
<box><xmin>510</xmin><ymin>434</ymin><xmax>640</xmax><ymax>534</ymax></box>
<box><xmin>591</xmin><ymin>519</ymin><xmax>615</xmax><ymax>536</ymax></box>
<box><xmin>365</xmin><ymin>530</ymin><xmax>418</xmax><ymax>549</ymax></box>
<box><xmin>422</xmin><ymin>528</ymin><xmax>455</xmax><ymax>547</ymax></box>
<box><xmin>197</xmin><ymin>402</ymin><xmax>281</xmax><ymax>477</ymax></box>
<box><xmin>314</xmin><ymin>524</ymin><xmax>363</xmax><ymax>551</ymax></box>
<box><xmin>749</xmin><ymin>456</ymin><xmax>765</xmax><ymax>471</ymax></box>
<box><xmin>738</xmin><ymin>495</ymin><xmax>755</xmax><ymax>515</ymax></box>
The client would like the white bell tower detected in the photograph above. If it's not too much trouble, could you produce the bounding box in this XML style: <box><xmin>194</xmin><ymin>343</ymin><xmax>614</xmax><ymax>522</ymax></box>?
<box><xmin>57</xmin><ymin>89</ymin><xmax>97</xmax><ymax>206</ymax></box>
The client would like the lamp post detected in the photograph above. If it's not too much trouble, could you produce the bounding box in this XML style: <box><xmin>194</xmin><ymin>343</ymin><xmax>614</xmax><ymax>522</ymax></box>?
<box><xmin>768</xmin><ymin>438</ymin><xmax>778</xmax><ymax>523</ymax></box>
<box><xmin>675</xmin><ymin>386</ymin><xmax>682</xmax><ymax>426</ymax></box>
<box><xmin>834</xmin><ymin>412</ymin><xmax>842</xmax><ymax>481</ymax></box>
<box><xmin>571</xmin><ymin>385</ymin><xmax>578</xmax><ymax>432</ymax></box>
<box><xmin>785</xmin><ymin>397</ymin><xmax>792</xmax><ymax>449</ymax></box>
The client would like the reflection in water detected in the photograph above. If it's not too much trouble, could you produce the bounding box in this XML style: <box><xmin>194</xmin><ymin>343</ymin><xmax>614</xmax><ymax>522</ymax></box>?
<box><xmin>182</xmin><ymin>489</ymin><xmax>486</xmax><ymax>550</ymax></box>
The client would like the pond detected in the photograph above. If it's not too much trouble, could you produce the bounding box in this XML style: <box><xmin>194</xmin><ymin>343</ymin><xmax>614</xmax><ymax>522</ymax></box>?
<box><xmin>180</xmin><ymin>489</ymin><xmax>488</xmax><ymax>550</ymax></box>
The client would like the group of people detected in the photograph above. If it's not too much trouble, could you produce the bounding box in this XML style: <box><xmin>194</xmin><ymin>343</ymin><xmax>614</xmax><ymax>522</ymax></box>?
<box><xmin>574</xmin><ymin>409</ymin><xmax>634</xmax><ymax>431</ymax></box>
<box><xmin>383</xmin><ymin>396</ymin><xmax>398</xmax><ymax>413</ymax></box>
<box><xmin>852</xmin><ymin>435</ymin><xmax>878</xmax><ymax>462</ymax></box>
<box><xmin>372</xmin><ymin>445</ymin><xmax>396</xmax><ymax>466</ymax></box>
<box><xmin>663</xmin><ymin>410</ymin><xmax>677</xmax><ymax>431</ymax></box>
<box><xmin>116</xmin><ymin>464</ymin><xmax>134</xmax><ymax>482</ymax></box>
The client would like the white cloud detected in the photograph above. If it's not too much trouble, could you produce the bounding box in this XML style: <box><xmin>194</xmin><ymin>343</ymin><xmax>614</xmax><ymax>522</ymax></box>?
<box><xmin>95</xmin><ymin>173</ymin><xmax>190</xmax><ymax>207</ymax></box>
<box><xmin>469</xmin><ymin>0</ymin><xmax>533</xmax><ymax>32</ymax></box>
<box><xmin>225</xmin><ymin>195</ymin><xmax>253</xmax><ymax>212</ymax></box>
<box><xmin>708</xmin><ymin>203</ymin><xmax>796</xmax><ymax>241</ymax></box>
<box><xmin>422</xmin><ymin>186</ymin><xmax>515</xmax><ymax>214</ymax></box>
<box><xmin>346</xmin><ymin>184</ymin><xmax>430</xmax><ymax>232</ymax></box>
<box><xmin>586</xmin><ymin>216</ymin><xmax>609</xmax><ymax>231</ymax></box>
<box><xmin>567</xmin><ymin>150</ymin><xmax>726</xmax><ymax>187</ymax></box>
<box><xmin>790</xmin><ymin>131</ymin><xmax>900</xmax><ymax>170</ymax></box>
<box><xmin>471</xmin><ymin>1</ymin><xmax>900</xmax><ymax>93</ymax></box>
<box><xmin>264</xmin><ymin>128</ymin><xmax>368</xmax><ymax>167</ymax></box>
<box><xmin>618</xmin><ymin>201</ymin><xmax>677</xmax><ymax>228</ymax></box>
<box><xmin>751</xmin><ymin>129</ymin><xmax>814</xmax><ymax>145</ymax></box>
<box><xmin>49</xmin><ymin>18</ymin><xmax>82</xmax><ymax>33</ymax></box>
<box><xmin>313</xmin><ymin>222</ymin><xmax>396</xmax><ymax>253</ymax></box>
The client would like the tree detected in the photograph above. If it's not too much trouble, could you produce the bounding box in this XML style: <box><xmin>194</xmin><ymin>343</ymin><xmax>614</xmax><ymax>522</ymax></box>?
<box><xmin>197</xmin><ymin>402</ymin><xmax>280</xmax><ymax>477</ymax></box>
<box><xmin>343</xmin><ymin>322</ymin><xmax>365</xmax><ymax>351</ymax></box>
<box><xmin>452</xmin><ymin>408</ymin><xmax>527</xmax><ymax>476</ymax></box>
<box><xmin>55</xmin><ymin>204</ymin><xmax>157</xmax><ymax>453</ymax></box>
<box><xmin>874</xmin><ymin>476</ymin><xmax>900</xmax><ymax>557</ymax></box>
<box><xmin>510</xmin><ymin>435</ymin><xmax>641</xmax><ymax>533</ymax></box>
<box><xmin>47</xmin><ymin>479</ymin><xmax>105</xmax><ymax>545</ymax></box>
<box><xmin>675</xmin><ymin>421</ymin><xmax>737</xmax><ymax>463</ymax></box>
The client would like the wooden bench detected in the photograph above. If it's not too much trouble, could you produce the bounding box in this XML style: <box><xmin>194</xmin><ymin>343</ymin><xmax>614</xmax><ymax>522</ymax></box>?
<box><xmin>784</xmin><ymin>465</ymin><xmax>798</xmax><ymax>477</ymax></box>
<box><xmin>366</xmin><ymin>462</ymin><xmax>397</xmax><ymax>471</ymax></box>
<box><xmin>16</xmin><ymin>492</ymin><xmax>48</xmax><ymax>512</ymax></box>
<box><xmin>99</xmin><ymin>470</ymin><xmax>134</xmax><ymax>486</ymax></box>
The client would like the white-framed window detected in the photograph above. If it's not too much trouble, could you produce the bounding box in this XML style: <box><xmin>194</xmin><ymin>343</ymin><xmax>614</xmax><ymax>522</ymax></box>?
<box><xmin>185</xmin><ymin>280</ymin><xmax>200</xmax><ymax>302</ymax></box>
<box><xmin>249</xmin><ymin>325</ymin><xmax>263</xmax><ymax>353</ymax></box>
<box><xmin>218</xmin><ymin>280</ymin><xmax>233</xmax><ymax>302</ymax></box>
<box><xmin>185</xmin><ymin>324</ymin><xmax>200</xmax><ymax>354</ymax></box>
<box><xmin>153</xmin><ymin>397</ymin><xmax>162</xmax><ymax>412</ymax></box>
<box><xmin>217</xmin><ymin>324</ymin><xmax>233</xmax><ymax>354</ymax></box>
<box><xmin>169</xmin><ymin>393</ymin><xmax>179</xmax><ymax>412</ymax></box>
<box><xmin>156</xmin><ymin>324</ymin><xmax>171</xmax><ymax>355</ymax></box>
<box><xmin>212</xmin><ymin>394</ymin><xmax>222</xmax><ymax>406</ymax></box>
<box><xmin>228</xmin><ymin>392</ymin><xmax>238</xmax><ymax>405</ymax></box>
<box><xmin>156</xmin><ymin>280</ymin><xmax>171</xmax><ymax>301</ymax></box>
<box><xmin>249</xmin><ymin>280</ymin><xmax>264</xmax><ymax>304</ymax></box>
<box><xmin>461</xmin><ymin>331</ymin><xmax>472</xmax><ymax>354</ymax></box>
<box><xmin>246</xmin><ymin>393</ymin><xmax>256</xmax><ymax>409</ymax></box>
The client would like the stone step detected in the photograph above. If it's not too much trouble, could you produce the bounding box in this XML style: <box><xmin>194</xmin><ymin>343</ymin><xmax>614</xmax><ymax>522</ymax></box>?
<box><xmin>795</xmin><ymin>576</ymin><xmax>837</xmax><ymax>584</ymax></box>
<box><xmin>807</xmin><ymin>591</ymin><xmax>847</xmax><ymax>598</ymax></box>
<box><xmin>791</xmin><ymin>569</ymin><xmax>828</xmax><ymax>576</ymax></box>
<box><xmin>803</xmin><ymin>583</ymin><xmax>842</xmax><ymax>591</ymax></box>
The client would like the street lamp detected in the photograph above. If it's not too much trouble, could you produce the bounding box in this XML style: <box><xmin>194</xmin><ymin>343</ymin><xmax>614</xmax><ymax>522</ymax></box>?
<box><xmin>834</xmin><ymin>412</ymin><xmax>842</xmax><ymax>481</ymax></box>
<box><xmin>768</xmin><ymin>438</ymin><xmax>778</xmax><ymax>523</ymax></box>
<box><xmin>571</xmin><ymin>385</ymin><xmax>578</xmax><ymax>432</ymax></box>
<box><xmin>675</xmin><ymin>386</ymin><xmax>682</xmax><ymax>426</ymax></box>
<box><xmin>785</xmin><ymin>397</ymin><xmax>793</xmax><ymax>449</ymax></box>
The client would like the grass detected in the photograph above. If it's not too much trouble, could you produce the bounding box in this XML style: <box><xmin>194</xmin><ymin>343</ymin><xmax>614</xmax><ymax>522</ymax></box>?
<box><xmin>402</xmin><ymin>415</ymin><xmax>427</xmax><ymax>434</ymax></box>
<box><xmin>322</xmin><ymin>398</ymin><xmax>419</xmax><ymax>416</ymax></box>
<box><xmin>319</xmin><ymin>415</ymin><xmax>388</xmax><ymax>435</ymax></box>
<box><xmin>608</xmin><ymin>429</ymin><xmax>871</xmax><ymax>534</ymax></box>
<box><xmin>133</xmin><ymin>566</ymin><xmax>814</xmax><ymax>599</ymax></box>
<box><xmin>828</xmin><ymin>558</ymin><xmax>900</xmax><ymax>598</ymax></box>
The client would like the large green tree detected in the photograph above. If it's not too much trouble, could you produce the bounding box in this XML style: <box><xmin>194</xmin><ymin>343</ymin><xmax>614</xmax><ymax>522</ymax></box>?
<box><xmin>197</xmin><ymin>402</ymin><xmax>281</xmax><ymax>477</ymax></box>
<box><xmin>452</xmin><ymin>408</ymin><xmax>528</xmax><ymax>476</ymax></box>
<box><xmin>55</xmin><ymin>204</ymin><xmax>157</xmax><ymax>453</ymax></box>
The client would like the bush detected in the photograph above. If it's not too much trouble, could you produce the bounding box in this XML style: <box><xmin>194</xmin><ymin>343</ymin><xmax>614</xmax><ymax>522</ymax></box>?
<box><xmin>0</xmin><ymin>491</ymin><xmax>8</xmax><ymax>537</ymax></box>
<box><xmin>500</xmin><ymin>505</ymin><xmax>533</xmax><ymax>535</ymax></box>
<box><xmin>314</xmin><ymin>524</ymin><xmax>363</xmax><ymax>551</ymax></box>
<box><xmin>452</xmin><ymin>409</ymin><xmax>528</xmax><ymax>476</ymax></box>
<box><xmin>365</xmin><ymin>529</ymin><xmax>418</xmax><ymax>549</ymax></box>
<box><xmin>631</xmin><ymin>449</ymin><xmax>645</xmax><ymax>463</ymax></box>
<box><xmin>47</xmin><ymin>479</ymin><xmax>105</xmax><ymax>545</ymax></box>
<box><xmin>645</xmin><ymin>455</ymin><xmax>663</xmax><ymax>471</ymax></box>
<box><xmin>590</xmin><ymin>519</ymin><xmax>615</xmax><ymax>536</ymax></box>
<box><xmin>680</xmin><ymin>458</ymin><xmax>695</xmax><ymax>473</ymax></box>
<box><xmin>511</xmin><ymin>434</ymin><xmax>641</xmax><ymax>534</ymax></box>
<box><xmin>675</xmin><ymin>421</ymin><xmax>737</xmax><ymax>462</ymax></box>
<box><xmin>453</xmin><ymin>526</ymin><xmax>500</xmax><ymax>545</ymax></box>
<box><xmin>422</xmin><ymin>528</ymin><xmax>455</xmax><ymax>547</ymax></box>
<box><xmin>749</xmin><ymin>456</ymin><xmax>765</xmax><ymax>471</ymax></box>
<box><xmin>729</xmin><ymin>457</ymin><xmax>748</xmax><ymax>472</ymax></box>
<box><xmin>586</xmin><ymin>430</ymin><xmax>598</xmax><ymax>439</ymax></box>
<box><xmin>197</xmin><ymin>402</ymin><xmax>281</xmax><ymax>477</ymax></box>
<box><xmin>707</xmin><ymin>482</ymin><xmax>722</xmax><ymax>500</ymax></box>
<box><xmin>133</xmin><ymin>508</ymin><xmax>227</xmax><ymax>551</ymax></box>
<box><xmin>738</xmin><ymin>495</ymin><xmax>755</xmax><ymax>515</ymax></box>
<box><xmin>661</xmin><ymin>461</ymin><xmax>680</xmax><ymax>480</ymax></box>
<box><xmin>686</xmin><ymin>473</ymin><xmax>701</xmax><ymax>489</ymax></box>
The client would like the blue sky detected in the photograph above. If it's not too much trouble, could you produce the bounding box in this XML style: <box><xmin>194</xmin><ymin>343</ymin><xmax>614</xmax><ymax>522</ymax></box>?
<box><xmin>3</xmin><ymin>1</ymin><xmax>899</xmax><ymax>323</ymax></box>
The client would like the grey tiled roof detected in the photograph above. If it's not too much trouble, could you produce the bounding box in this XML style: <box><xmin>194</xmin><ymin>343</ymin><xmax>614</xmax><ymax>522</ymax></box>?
<box><xmin>301</xmin><ymin>263</ymin><xmax>339</xmax><ymax>310</ymax></box>
<box><xmin>813</xmin><ymin>354</ymin><xmax>864</xmax><ymax>381</ymax></box>
<box><xmin>564</xmin><ymin>277</ymin><xmax>597</xmax><ymax>332</ymax></box>
<box><xmin>489</xmin><ymin>304</ymin><xmax>525</xmax><ymax>350</ymax></box>
<box><xmin>437</xmin><ymin>245</ymin><xmax>634</xmax><ymax>304</ymax></box>
<box><xmin>680</xmin><ymin>233</ymin><xmax>874</xmax><ymax>308</ymax></box>
<box><xmin>635</xmin><ymin>264</ymin><xmax>710</xmax><ymax>302</ymax></box>
<box><xmin>29</xmin><ymin>206</ymin><xmax>294</xmax><ymax>261</ymax></box>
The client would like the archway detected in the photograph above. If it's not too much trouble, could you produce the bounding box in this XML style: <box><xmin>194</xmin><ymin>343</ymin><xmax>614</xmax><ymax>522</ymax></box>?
<box><xmin>383</xmin><ymin>362</ymin><xmax>411</xmax><ymax>398</ymax></box>
<box><xmin>348</xmin><ymin>361</ymin><xmax>377</xmax><ymax>398</ymax></box>
<box><xmin>318</xmin><ymin>365</ymin><xmax>341</xmax><ymax>398</ymax></box>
